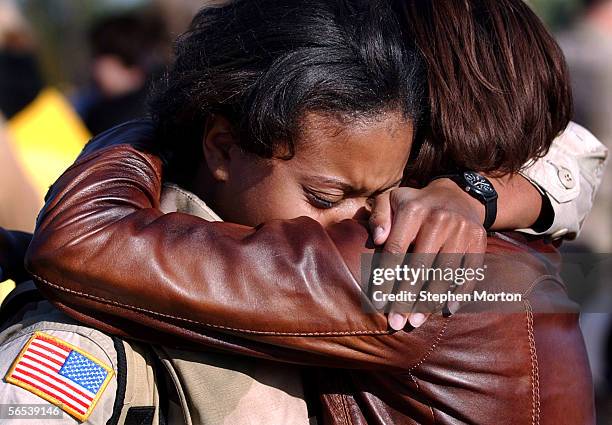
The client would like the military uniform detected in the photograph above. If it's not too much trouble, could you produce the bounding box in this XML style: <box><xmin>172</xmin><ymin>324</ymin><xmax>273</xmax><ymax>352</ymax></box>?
<box><xmin>0</xmin><ymin>184</ymin><xmax>309</xmax><ymax>425</ymax></box>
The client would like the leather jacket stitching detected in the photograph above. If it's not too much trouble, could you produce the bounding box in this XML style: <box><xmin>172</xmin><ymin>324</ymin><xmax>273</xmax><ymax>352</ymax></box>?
<box><xmin>32</xmin><ymin>272</ymin><xmax>394</xmax><ymax>337</ymax></box>
<box><xmin>522</xmin><ymin>275</ymin><xmax>566</xmax><ymax>297</ymax></box>
<box><xmin>408</xmin><ymin>318</ymin><xmax>450</xmax><ymax>372</ymax></box>
<box><xmin>525</xmin><ymin>299</ymin><xmax>540</xmax><ymax>425</ymax></box>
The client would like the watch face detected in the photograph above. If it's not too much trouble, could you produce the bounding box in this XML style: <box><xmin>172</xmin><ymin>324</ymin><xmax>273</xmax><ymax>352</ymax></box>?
<box><xmin>463</xmin><ymin>172</ymin><xmax>496</xmax><ymax>196</ymax></box>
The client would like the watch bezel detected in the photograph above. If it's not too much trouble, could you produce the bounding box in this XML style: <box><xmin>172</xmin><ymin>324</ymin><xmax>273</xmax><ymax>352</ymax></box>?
<box><xmin>460</xmin><ymin>171</ymin><xmax>498</xmax><ymax>203</ymax></box>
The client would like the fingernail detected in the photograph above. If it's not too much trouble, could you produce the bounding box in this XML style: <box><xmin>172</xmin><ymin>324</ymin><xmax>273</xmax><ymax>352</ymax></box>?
<box><xmin>373</xmin><ymin>226</ymin><xmax>384</xmax><ymax>244</ymax></box>
<box><xmin>389</xmin><ymin>313</ymin><xmax>406</xmax><ymax>330</ymax></box>
<box><xmin>446</xmin><ymin>302</ymin><xmax>459</xmax><ymax>316</ymax></box>
<box><xmin>409</xmin><ymin>313</ymin><xmax>427</xmax><ymax>328</ymax></box>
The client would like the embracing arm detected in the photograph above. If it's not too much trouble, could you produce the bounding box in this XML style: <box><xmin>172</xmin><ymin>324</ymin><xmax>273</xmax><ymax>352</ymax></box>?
<box><xmin>410</xmin><ymin>123</ymin><xmax>608</xmax><ymax>245</ymax></box>
<box><xmin>363</xmin><ymin>123</ymin><xmax>607</xmax><ymax>328</ymax></box>
<box><xmin>25</xmin><ymin>121</ymin><xmax>600</xmax><ymax>369</ymax></box>
<box><xmin>26</xmin><ymin>131</ymin><xmax>440</xmax><ymax>370</ymax></box>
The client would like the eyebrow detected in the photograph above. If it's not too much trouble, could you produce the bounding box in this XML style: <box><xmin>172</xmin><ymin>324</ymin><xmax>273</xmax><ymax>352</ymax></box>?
<box><xmin>307</xmin><ymin>176</ymin><xmax>403</xmax><ymax>196</ymax></box>
<box><xmin>307</xmin><ymin>176</ymin><xmax>355</xmax><ymax>192</ymax></box>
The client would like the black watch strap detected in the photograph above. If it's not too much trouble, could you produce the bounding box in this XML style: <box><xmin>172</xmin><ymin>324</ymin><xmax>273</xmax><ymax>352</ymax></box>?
<box><xmin>482</xmin><ymin>195</ymin><xmax>497</xmax><ymax>230</ymax></box>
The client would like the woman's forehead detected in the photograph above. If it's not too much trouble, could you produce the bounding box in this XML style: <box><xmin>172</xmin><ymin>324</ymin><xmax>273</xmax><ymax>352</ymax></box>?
<box><xmin>288</xmin><ymin>111</ymin><xmax>413</xmax><ymax>193</ymax></box>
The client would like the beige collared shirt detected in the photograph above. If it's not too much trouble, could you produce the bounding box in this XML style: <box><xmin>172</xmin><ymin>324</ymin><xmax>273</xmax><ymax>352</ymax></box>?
<box><xmin>519</xmin><ymin>121</ymin><xmax>608</xmax><ymax>240</ymax></box>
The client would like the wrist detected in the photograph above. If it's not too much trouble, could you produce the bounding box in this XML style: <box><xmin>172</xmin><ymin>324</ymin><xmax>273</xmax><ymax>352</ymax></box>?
<box><xmin>488</xmin><ymin>174</ymin><xmax>543</xmax><ymax>230</ymax></box>
<box><xmin>427</xmin><ymin>178</ymin><xmax>486</xmax><ymax>224</ymax></box>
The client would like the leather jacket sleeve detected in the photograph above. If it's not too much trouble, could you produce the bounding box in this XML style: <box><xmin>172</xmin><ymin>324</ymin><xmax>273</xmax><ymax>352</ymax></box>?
<box><xmin>25</xmin><ymin>122</ymin><xmax>553</xmax><ymax>371</ymax></box>
<box><xmin>25</xmin><ymin>122</ymin><xmax>448</xmax><ymax>370</ymax></box>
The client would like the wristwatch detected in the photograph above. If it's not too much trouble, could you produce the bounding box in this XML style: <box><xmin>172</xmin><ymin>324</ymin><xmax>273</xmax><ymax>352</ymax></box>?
<box><xmin>432</xmin><ymin>171</ymin><xmax>498</xmax><ymax>230</ymax></box>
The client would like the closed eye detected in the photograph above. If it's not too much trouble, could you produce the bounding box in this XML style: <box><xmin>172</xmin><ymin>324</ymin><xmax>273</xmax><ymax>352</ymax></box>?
<box><xmin>304</xmin><ymin>189</ymin><xmax>342</xmax><ymax>210</ymax></box>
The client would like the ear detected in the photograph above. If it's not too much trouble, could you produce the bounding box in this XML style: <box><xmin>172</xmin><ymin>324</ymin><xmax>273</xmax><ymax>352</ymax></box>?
<box><xmin>203</xmin><ymin>114</ymin><xmax>237</xmax><ymax>182</ymax></box>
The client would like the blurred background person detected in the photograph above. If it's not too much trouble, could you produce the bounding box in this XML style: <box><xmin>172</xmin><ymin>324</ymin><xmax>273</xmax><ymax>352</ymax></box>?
<box><xmin>75</xmin><ymin>11</ymin><xmax>170</xmax><ymax>136</ymax></box>
<box><xmin>0</xmin><ymin>117</ymin><xmax>38</xmax><ymax>240</ymax></box>
<box><xmin>0</xmin><ymin>0</ymin><xmax>90</xmax><ymax>305</ymax></box>
<box><xmin>0</xmin><ymin>0</ymin><xmax>42</xmax><ymax>120</ymax></box>
<box><xmin>0</xmin><ymin>117</ymin><xmax>38</xmax><ymax>301</ymax></box>
<box><xmin>0</xmin><ymin>0</ymin><xmax>89</xmax><ymax>234</ymax></box>
<box><xmin>0</xmin><ymin>1</ymin><xmax>170</xmax><ymax>301</ymax></box>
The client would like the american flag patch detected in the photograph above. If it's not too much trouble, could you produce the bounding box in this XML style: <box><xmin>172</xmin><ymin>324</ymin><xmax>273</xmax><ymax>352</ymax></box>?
<box><xmin>5</xmin><ymin>331</ymin><xmax>114</xmax><ymax>421</ymax></box>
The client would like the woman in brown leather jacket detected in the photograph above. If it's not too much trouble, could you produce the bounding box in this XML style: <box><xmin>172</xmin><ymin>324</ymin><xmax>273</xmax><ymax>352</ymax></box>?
<box><xmin>2</xmin><ymin>0</ymin><xmax>598</xmax><ymax>424</ymax></box>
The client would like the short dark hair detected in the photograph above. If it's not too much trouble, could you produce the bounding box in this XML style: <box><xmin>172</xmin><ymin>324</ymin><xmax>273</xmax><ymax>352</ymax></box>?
<box><xmin>89</xmin><ymin>12</ymin><xmax>168</xmax><ymax>68</ymax></box>
<box><xmin>396</xmin><ymin>0</ymin><xmax>572</xmax><ymax>184</ymax></box>
<box><xmin>149</xmin><ymin>0</ymin><xmax>425</xmax><ymax>183</ymax></box>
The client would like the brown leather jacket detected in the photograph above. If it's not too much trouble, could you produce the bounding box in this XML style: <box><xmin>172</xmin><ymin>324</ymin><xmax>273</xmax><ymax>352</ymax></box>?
<box><xmin>25</xmin><ymin>122</ymin><xmax>595</xmax><ymax>424</ymax></box>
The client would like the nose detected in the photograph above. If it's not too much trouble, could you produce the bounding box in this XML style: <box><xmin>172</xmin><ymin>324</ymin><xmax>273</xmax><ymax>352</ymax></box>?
<box><xmin>322</xmin><ymin>198</ymin><xmax>370</xmax><ymax>226</ymax></box>
<box><xmin>351</xmin><ymin>205</ymin><xmax>371</xmax><ymax>222</ymax></box>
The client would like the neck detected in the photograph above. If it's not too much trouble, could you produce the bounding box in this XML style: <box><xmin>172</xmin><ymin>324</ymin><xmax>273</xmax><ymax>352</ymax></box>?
<box><xmin>191</xmin><ymin>163</ymin><xmax>216</xmax><ymax>202</ymax></box>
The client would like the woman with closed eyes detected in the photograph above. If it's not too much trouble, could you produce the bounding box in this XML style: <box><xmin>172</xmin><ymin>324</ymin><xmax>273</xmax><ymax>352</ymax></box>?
<box><xmin>1</xmin><ymin>1</ymin><xmax>605</xmax><ymax>424</ymax></box>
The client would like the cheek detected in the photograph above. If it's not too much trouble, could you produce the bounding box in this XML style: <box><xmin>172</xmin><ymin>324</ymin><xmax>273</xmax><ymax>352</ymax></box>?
<box><xmin>220</xmin><ymin>156</ymin><xmax>372</xmax><ymax>226</ymax></box>
<box><xmin>225</xmin><ymin>166</ymin><xmax>313</xmax><ymax>225</ymax></box>
<box><xmin>244</xmin><ymin>191</ymin><xmax>313</xmax><ymax>224</ymax></box>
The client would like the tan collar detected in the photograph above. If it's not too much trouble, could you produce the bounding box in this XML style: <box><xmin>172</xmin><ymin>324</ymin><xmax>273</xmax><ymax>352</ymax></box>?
<box><xmin>159</xmin><ymin>183</ymin><xmax>222</xmax><ymax>222</ymax></box>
